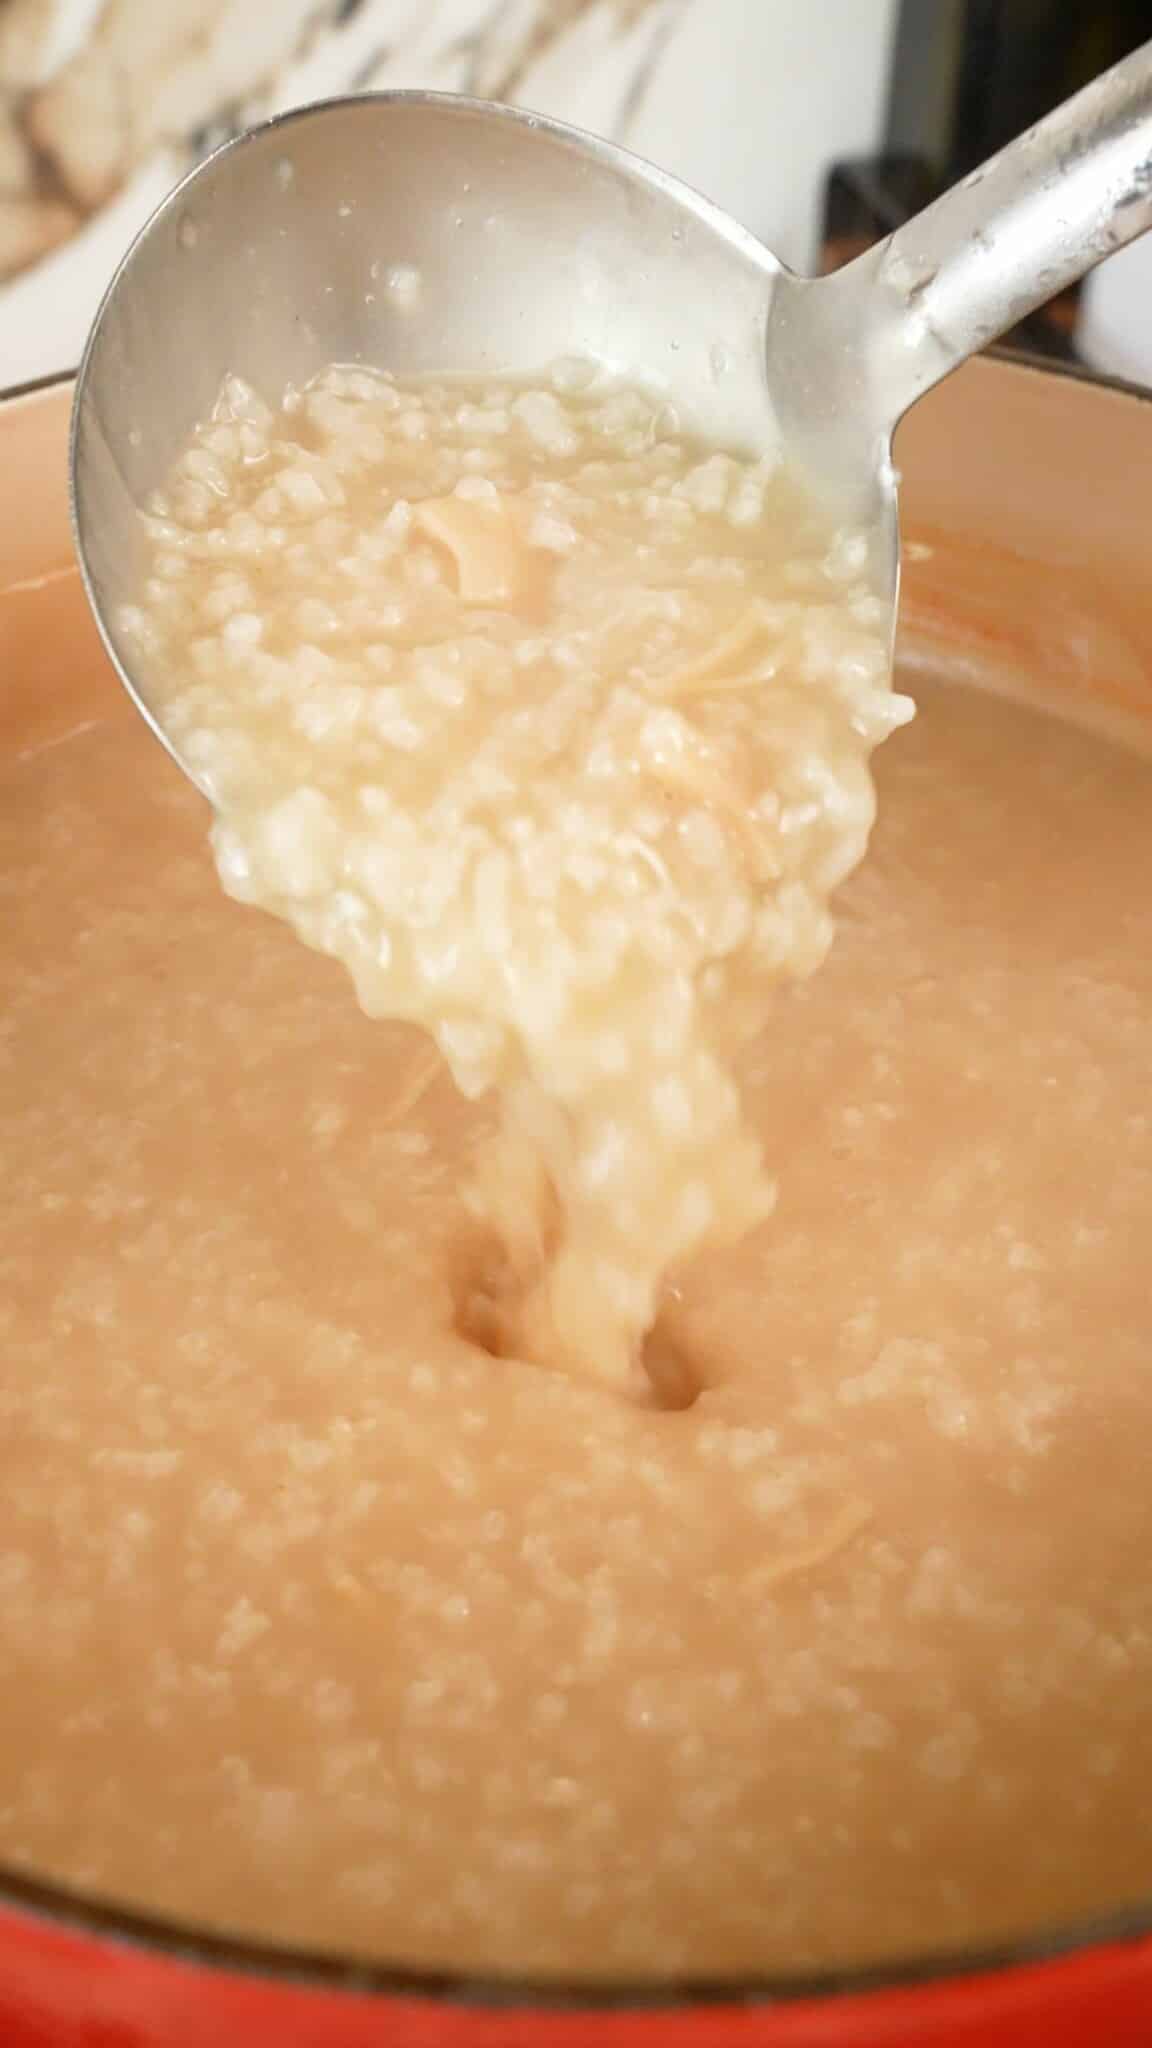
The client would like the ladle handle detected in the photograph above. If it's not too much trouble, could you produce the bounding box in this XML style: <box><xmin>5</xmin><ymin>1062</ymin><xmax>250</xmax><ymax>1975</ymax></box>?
<box><xmin>849</xmin><ymin>39</ymin><xmax>1152</xmax><ymax>426</ymax></box>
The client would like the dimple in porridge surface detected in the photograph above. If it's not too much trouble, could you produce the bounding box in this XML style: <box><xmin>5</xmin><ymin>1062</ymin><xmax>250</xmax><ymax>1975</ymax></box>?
<box><xmin>124</xmin><ymin>363</ymin><xmax>906</xmax><ymax>1394</ymax></box>
<box><xmin>2</xmin><ymin>362</ymin><xmax>1152</xmax><ymax>1979</ymax></box>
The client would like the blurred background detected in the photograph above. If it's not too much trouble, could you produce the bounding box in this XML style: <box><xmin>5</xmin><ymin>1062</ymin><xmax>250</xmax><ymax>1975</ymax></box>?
<box><xmin>1</xmin><ymin>0</ymin><xmax>1149</xmax><ymax>393</ymax></box>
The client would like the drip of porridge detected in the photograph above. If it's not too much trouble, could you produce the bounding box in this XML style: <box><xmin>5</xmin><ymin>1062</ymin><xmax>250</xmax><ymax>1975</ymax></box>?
<box><xmin>121</xmin><ymin>364</ymin><xmax>908</xmax><ymax>1395</ymax></box>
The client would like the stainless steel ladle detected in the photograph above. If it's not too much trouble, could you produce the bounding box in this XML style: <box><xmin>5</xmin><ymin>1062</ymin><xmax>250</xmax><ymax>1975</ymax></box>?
<box><xmin>72</xmin><ymin>43</ymin><xmax>1152</xmax><ymax>782</ymax></box>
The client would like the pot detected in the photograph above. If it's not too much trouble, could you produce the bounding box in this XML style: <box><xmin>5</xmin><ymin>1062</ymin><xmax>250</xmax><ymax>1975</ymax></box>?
<box><xmin>1</xmin><ymin>352</ymin><xmax>1150</xmax><ymax>2045</ymax></box>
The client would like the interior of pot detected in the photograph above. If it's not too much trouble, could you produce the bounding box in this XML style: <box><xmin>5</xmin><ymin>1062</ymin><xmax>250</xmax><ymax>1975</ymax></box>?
<box><xmin>1</xmin><ymin>353</ymin><xmax>1151</xmax><ymax>2008</ymax></box>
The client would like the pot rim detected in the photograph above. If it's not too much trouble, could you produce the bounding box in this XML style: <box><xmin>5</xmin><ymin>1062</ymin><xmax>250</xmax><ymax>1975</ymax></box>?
<box><xmin>5</xmin><ymin>330</ymin><xmax>1152</xmax><ymax>423</ymax></box>
<box><xmin>1</xmin><ymin>344</ymin><xmax>1150</xmax><ymax>2013</ymax></box>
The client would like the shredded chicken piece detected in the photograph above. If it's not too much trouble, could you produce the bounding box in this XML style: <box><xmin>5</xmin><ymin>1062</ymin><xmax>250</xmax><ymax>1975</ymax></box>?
<box><xmin>649</xmin><ymin>749</ymin><xmax>766</xmax><ymax>865</ymax></box>
<box><xmin>381</xmin><ymin>1043</ymin><xmax>441</xmax><ymax>1126</ymax></box>
<box><xmin>654</xmin><ymin>602</ymin><xmax>774</xmax><ymax>698</ymax></box>
<box><xmin>753</xmin><ymin>1501</ymin><xmax>873</xmax><ymax>1594</ymax></box>
<box><xmin>415</xmin><ymin>493</ymin><xmax>530</xmax><ymax>604</ymax></box>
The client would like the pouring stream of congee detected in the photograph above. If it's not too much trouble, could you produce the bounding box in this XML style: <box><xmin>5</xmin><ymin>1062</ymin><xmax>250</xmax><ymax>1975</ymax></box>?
<box><xmin>122</xmin><ymin>364</ymin><xmax>907</xmax><ymax>1401</ymax></box>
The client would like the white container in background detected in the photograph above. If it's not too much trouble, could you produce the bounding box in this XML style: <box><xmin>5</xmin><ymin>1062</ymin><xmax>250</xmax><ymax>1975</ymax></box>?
<box><xmin>1079</xmin><ymin>235</ymin><xmax>1152</xmax><ymax>389</ymax></box>
<box><xmin>0</xmin><ymin>0</ymin><xmax>898</xmax><ymax>390</ymax></box>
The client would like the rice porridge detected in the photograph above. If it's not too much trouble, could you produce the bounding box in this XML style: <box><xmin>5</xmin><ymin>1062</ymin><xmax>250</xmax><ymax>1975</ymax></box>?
<box><xmin>123</xmin><ymin>364</ymin><xmax>905</xmax><ymax>1397</ymax></box>
<box><xmin>1</xmin><ymin>362</ymin><xmax>1150</xmax><ymax>1979</ymax></box>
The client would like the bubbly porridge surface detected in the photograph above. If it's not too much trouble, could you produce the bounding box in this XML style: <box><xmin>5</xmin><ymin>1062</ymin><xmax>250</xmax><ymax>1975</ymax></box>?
<box><xmin>0</xmin><ymin>363</ymin><xmax>1150</xmax><ymax>1978</ymax></box>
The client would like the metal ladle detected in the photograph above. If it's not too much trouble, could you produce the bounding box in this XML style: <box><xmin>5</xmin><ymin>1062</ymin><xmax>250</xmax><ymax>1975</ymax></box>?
<box><xmin>72</xmin><ymin>43</ymin><xmax>1152</xmax><ymax>782</ymax></box>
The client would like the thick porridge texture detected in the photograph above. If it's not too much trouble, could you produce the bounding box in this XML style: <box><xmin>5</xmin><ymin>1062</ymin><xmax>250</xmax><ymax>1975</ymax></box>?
<box><xmin>1</xmin><ymin>361</ymin><xmax>1150</xmax><ymax>1978</ymax></box>
<box><xmin>124</xmin><ymin>363</ymin><xmax>906</xmax><ymax>1395</ymax></box>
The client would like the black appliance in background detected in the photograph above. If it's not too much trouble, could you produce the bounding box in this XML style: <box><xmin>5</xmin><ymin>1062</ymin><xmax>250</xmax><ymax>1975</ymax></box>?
<box><xmin>823</xmin><ymin>0</ymin><xmax>1152</xmax><ymax>362</ymax></box>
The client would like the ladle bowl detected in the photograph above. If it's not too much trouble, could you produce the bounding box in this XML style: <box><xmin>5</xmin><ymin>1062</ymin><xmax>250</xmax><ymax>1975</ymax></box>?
<box><xmin>71</xmin><ymin>48</ymin><xmax>1152</xmax><ymax>784</ymax></box>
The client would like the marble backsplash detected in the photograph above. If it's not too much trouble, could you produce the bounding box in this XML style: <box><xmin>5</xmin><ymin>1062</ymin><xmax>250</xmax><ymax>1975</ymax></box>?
<box><xmin>0</xmin><ymin>0</ymin><xmax>896</xmax><ymax>388</ymax></box>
